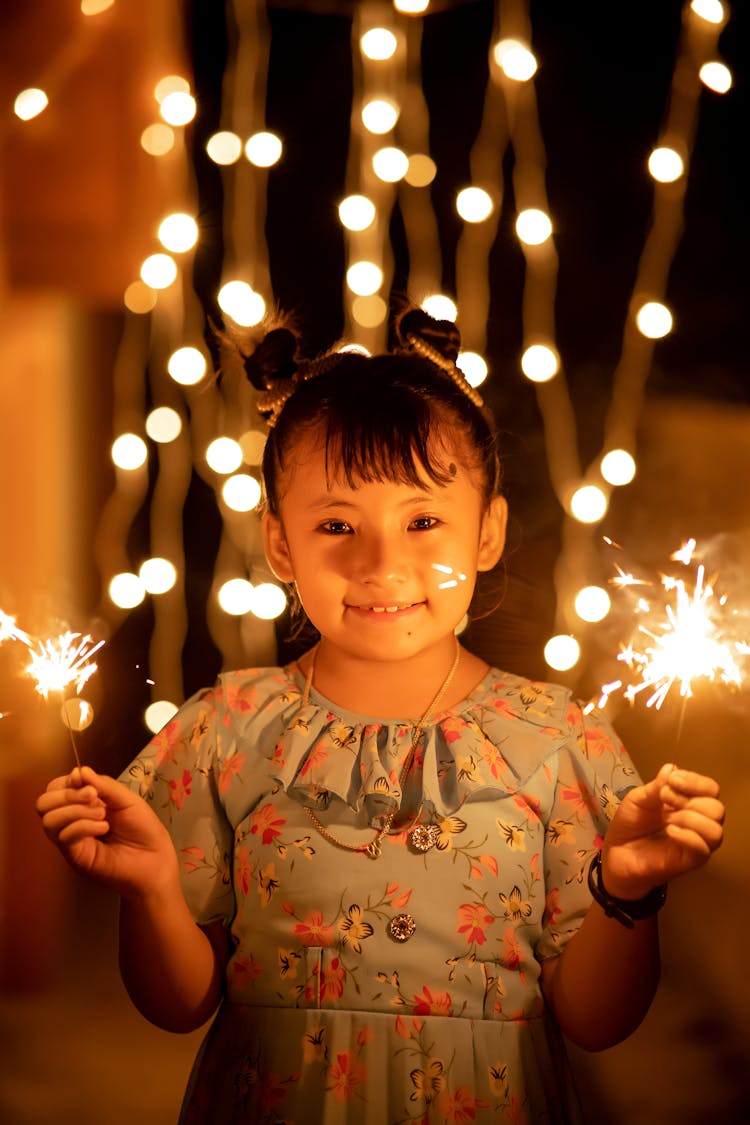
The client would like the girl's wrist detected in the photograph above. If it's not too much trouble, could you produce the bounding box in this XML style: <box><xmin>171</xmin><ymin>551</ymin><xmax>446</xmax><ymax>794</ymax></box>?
<box><xmin>590</xmin><ymin>853</ymin><xmax>667</xmax><ymax>928</ymax></box>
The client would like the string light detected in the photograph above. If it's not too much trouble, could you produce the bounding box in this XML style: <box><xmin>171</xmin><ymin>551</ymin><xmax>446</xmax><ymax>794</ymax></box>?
<box><xmin>699</xmin><ymin>61</ymin><xmax>733</xmax><ymax>93</ymax></box>
<box><xmin>222</xmin><ymin>474</ymin><xmax>262</xmax><ymax>513</ymax></box>
<box><xmin>648</xmin><ymin>146</ymin><xmax>684</xmax><ymax>183</ymax></box>
<box><xmin>14</xmin><ymin>88</ymin><xmax>48</xmax><ymax>120</ymax></box>
<box><xmin>515</xmin><ymin>208</ymin><xmax>552</xmax><ymax>245</ymax></box>
<box><xmin>144</xmin><ymin>700</ymin><xmax>179</xmax><ymax>734</ymax></box>
<box><xmin>521</xmin><ymin>343</ymin><xmax>559</xmax><ymax>383</ymax></box>
<box><xmin>574</xmin><ymin>586</ymin><xmax>611</xmax><ymax>623</ymax></box>
<box><xmin>109</xmin><ymin>573</ymin><xmax>147</xmax><ymax>610</ymax></box>
<box><xmin>245</xmin><ymin>131</ymin><xmax>283</xmax><ymax>167</ymax></box>
<box><xmin>456</xmin><ymin>351</ymin><xmax>488</xmax><ymax>388</ymax></box>
<box><xmin>217</xmin><ymin>578</ymin><xmax>255</xmax><ymax>615</ymax></box>
<box><xmin>154</xmin><ymin>75</ymin><xmax>191</xmax><ymax>103</ymax></box>
<box><xmin>421</xmin><ymin>294</ymin><xmax>457</xmax><ymax>322</ymax></box>
<box><xmin>493</xmin><ymin>39</ymin><xmax>538</xmax><ymax>82</ymax></box>
<box><xmin>338</xmin><ymin>194</ymin><xmax>376</xmax><ymax>231</ymax></box>
<box><xmin>138</xmin><ymin>558</ymin><xmax>178</xmax><ymax>595</ymax></box>
<box><xmin>205</xmin><ymin>437</ymin><xmax>243</xmax><ymax>475</ymax></box>
<box><xmin>570</xmin><ymin>485</ymin><xmax>608</xmax><ymax>524</ymax></box>
<box><xmin>140</xmin><ymin>123</ymin><xmax>175</xmax><ymax>156</ymax></box>
<box><xmin>352</xmin><ymin>295</ymin><xmax>388</xmax><ymax>327</ymax></box>
<box><xmin>372</xmin><ymin>146</ymin><xmax>409</xmax><ymax>182</ymax></box>
<box><xmin>456</xmin><ymin>187</ymin><xmax>494</xmax><ymax>223</ymax></box>
<box><xmin>394</xmin><ymin>0</ymin><xmax>430</xmax><ymax>14</ymax></box>
<box><xmin>140</xmin><ymin>253</ymin><xmax>177</xmax><ymax>289</ymax></box>
<box><xmin>146</xmin><ymin>407</ymin><xmax>183</xmax><ymax>443</ymax></box>
<box><xmin>544</xmin><ymin>634</ymin><xmax>580</xmax><ymax>672</ymax></box>
<box><xmin>690</xmin><ymin>0</ymin><xmax>726</xmax><ymax>25</ymax></box>
<box><xmin>360</xmin><ymin>28</ymin><xmax>398</xmax><ymax>61</ymax></box>
<box><xmin>111</xmin><ymin>434</ymin><xmax>148</xmax><ymax>471</ymax></box>
<box><xmin>124</xmin><ymin>281</ymin><xmax>157</xmax><ymax>314</ymax></box>
<box><xmin>251</xmin><ymin>583</ymin><xmax>287</xmax><ymax>620</ymax></box>
<box><xmin>601</xmin><ymin>449</ymin><xmax>636</xmax><ymax>486</ymax></box>
<box><xmin>218</xmin><ymin>281</ymin><xmax>266</xmax><ymax>326</ymax></box>
<box><xmin>361</xmin><ymin>98</ymin><xmax>400</xmax><ymax>134</ymax></box>
<box><xmin>635</xmin><ymin>300</ymin><xmax>673</xmax><ymax>339</ymax></box>
<box><xmin>81</xmin><ymin>0</ymin><xmax>115</xmax><ymax>14</ymax></box>
<box><xmin>346</xmin><ymin>261</ymin><xmax>383</xmax><ymax>296</ymax></box>
<box><xmin>206</xmin><ymin>131</ymin><xmax>243</xmax><ymax>165</ymax></box>
<box><xmin>158</xmin><ymin>213</ymin><xmax>199</xmax><ymax>252</ymax></box>
<box><xmin>159</xmin><ymin>91</ymin><xmax>197</xmax><ymax>126</ymax></box>
<box><xmin>405</xmin><ymin>154</ymin><xmax>436</xmax><ymax>186</ymax></box>
<box><xmin>167</xmin><ymin>347</ymin><xmax>207</xmax><ymax>386</ymax></box>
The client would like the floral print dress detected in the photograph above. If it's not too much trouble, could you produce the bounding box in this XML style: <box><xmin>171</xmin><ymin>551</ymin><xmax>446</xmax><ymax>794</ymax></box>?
<box><xmin>120</xmin><ymin>664</ymin><xmax>639</xmax><ymax>1124</ymax></box>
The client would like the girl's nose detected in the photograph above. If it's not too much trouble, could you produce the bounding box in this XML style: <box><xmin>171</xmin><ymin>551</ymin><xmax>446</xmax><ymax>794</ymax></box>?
<box><xmin>354</xmin><ymin>533</ymin><xmax>406</xmax><ymax>584</ymax></box>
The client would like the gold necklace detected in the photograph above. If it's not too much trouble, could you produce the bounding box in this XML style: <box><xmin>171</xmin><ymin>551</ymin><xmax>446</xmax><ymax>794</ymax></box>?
<box><xmin>301</xmin><ymin>641</ymin><xmax>460</xmax><ymax>859</ymax></box>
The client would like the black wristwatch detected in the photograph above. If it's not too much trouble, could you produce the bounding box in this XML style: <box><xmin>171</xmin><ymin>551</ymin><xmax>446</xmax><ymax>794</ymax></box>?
<box><xmin>587</xmin><ymin>852</ymin><xmax>667</xmax><ymax>929</ymax></box>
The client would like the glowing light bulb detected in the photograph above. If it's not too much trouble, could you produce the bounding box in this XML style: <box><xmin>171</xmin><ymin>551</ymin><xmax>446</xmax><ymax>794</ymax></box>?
<box><xmin>140</xmin><ymin>254</ymin><xmax>177</xmax><ymax>290</ymax></box>
<box><xmin>515</xmin><ymin>209</ymin><xmax>552</xmax><ymax>245</ymax></box>
<box><xmin>144</xmin><ymin>700</ymin><xmax>179</xmax><ymax>734</ymax></box>
<box><xmin>521</xmin><ymin>344</ymin><xmax>559</xmax><ymax>383</ymax></box>
<box><xmin>14</xmin><ymin>88</ymin><xmax>48</xmax><ymax>120</ymax></box>
<box><xmin>372</xmin><ymin>146</ymin><xmax>409</xmax><ymax>182</ymax></box>
<box><xmin>109</xmin><ymin>573</ymin><xmax>146</xmax><ymax>610</ymax></box>
<box><xmin>158</xmin><ymin>213</ymin><xmax>198</xmax><ymax>253</ymax></box>
<box><xmin>140</xmin><ymin>123</ymin><xmax>174</xmax><ymax>156</ymax></box>
<box><xmin>251</xmin><ymin>583</ymin><xmax>287</xmax><ymax>621</ymax></box>
<box><xmin>570</xmin><ymin>485</ymin><xmax>608</xmax><ymax>524</ymax></box>
<box><xmin>206</xmin><ymin>437</ymin><xmax>243</xmax><ymax>475</ymax></box>
<box><xmin>601</xmin><ymin>449</ymin><xmax>636</xmax><ymax>486</ymax></box>
<box><xmin>206</xmin><ymin>131</ymin><xmax>243</xmax><ymax>165</ymax></box>
<box><xmin>124</xmin><ymin>281</ymin><xmax>157</xmax><ymax>314</ymax></box>
<box><xmin>245</xmin><ymin>131</ymin><xmax>283</xmax><ymax>167</ymax></box>
<box><xmin>574</xmin><ymin>586</ymin><xmax>611</xmax><ymax>623</ymax></box>
<box><xmin>360</xmin><ymin>28</ymin><xmax>398</xmax><ymax>60</ymax></box>
<box><xmin>636</xmin><ymin>301</ymin><xmax>673</xmax><ymax>339</ymax></box>
<box><xmin>218</xmin><ymin>579</ymin><xmax>255</xmax><ymax>616</ymax></box>
<box><xmin>81</xmin><ymin>0</ymin><xmax>115</xmax><ymax>14</ymax></box>
<box><xmin>111</xmin><ymin>434</ymin><xmax>148</xmax><ymax>471</ymax></box>
<box><xmin>457</xmin><ymin>352</ymin><xmax>488</xmax><ymax>388</ymax></box>
<box><xmin>493</xmin><ymin>39</ymin><xmax>538</xmax><ymax>82</ymax></box>
<box><xmin>222</xmin><ymin>474</ymin><xmax>262</xmax><ymax>512</ymax></box>
<box><xmin>346</xmin><ymin>261</ymin><xmax>383</xmax><ymax>297</ymax></box>
<box><xmin>218</xmin><ymin>281</ymin><xmax>266</xmax><ymax>326</ymax></box>
<box><xmin>405</xmin><ymin>154</ymin><xmax>437</xmax><ymax>187</ymax></box>
<box><xmin>167</xmin><ymin>347</ymin><xmax>207</xmax><ymax>387</ymax></box>
<box><xmin>544</xmin><ymin>634</ymin><xmax>580</xmax><ymax>672</ymax></box>
<box><xmin>648</xmin><ymin>147</ymin><xmax>684</xmax><ymax>183</ymax></box>
<box><xmin>690</xmin><ymin>0</ymin><xmax>725</xmax><ymax>24</ymax></box>
<box><xmin>422</xmin><ymin>294</ymin><xmax>457</xmax><ymax>322</ymax></box>
<box><xmin>456</xmin><ymin>187</ymin><xmax>494</xmax><ymax>223</ymax></box>
<box><xmin>139</xmin><ymin>558</ymin><xmax>177</xmax><ymax>595</ymax></box>
<box><xmin>239</xmin><ymin>430</ymin><xmax>267</xmax><ymax>465</ymax></box>
<box><xmin>352</xmin><ymin>295</ymin><xmax>388</xmax><ymax>327</ymax></box>
<box><xmin>338</xmin><ymin>194</ymin><xmax>376</xmax><ymax>231</ymax></box>
<box><xmin>361</xmin><ymin>98</ymin><xmax>399</xmax><ymax>134</ymax></box>
<box><xmin>394</xmin><ymin>0</ymin><xmax>429</xmax><ymax>13</ymax></box>
<box><xmin>160</xmin><ymin>91</ymin><xmax>196</xmax><ymax>126</ymax></box>
<box><xmin>699</xmin><ymin>61</ymin><xmax>733</xmax><ymax>93</ymax></box>
<box><xmin>154</xmin><ymin>75</ymin><xmax>190</xmax><ymax>103</ymax></box>
<box><xmin>146</xmin><ymin>406</ymin><xmax>182</xmax><ymax>443</ymax></box>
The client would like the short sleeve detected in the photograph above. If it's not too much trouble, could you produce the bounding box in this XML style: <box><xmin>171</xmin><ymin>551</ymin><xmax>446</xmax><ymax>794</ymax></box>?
<box><xmin>535</xmin><ymin>701</ymin><xmax>640</xmax><ymax>960</ymax></box>
<box><xmin>119</xmin><ymin>683</ymin><xmax>236</xmax><ymax>929</ymax></box>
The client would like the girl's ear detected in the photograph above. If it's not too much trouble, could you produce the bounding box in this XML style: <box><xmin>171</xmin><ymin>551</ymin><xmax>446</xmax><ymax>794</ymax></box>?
<box><xmin>477</xmin><ymin>495</ymin><xmax>507</xmax><ymax>572</ymax></box>
<box><xmin>262</xmin><ymin>512</ymin><xmax>295</xmax><ymax>583</ymax></box>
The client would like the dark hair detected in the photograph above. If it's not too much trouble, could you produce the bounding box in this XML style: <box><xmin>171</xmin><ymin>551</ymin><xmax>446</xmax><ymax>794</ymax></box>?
<box><xmin>239</xmin><ymin>307</ymin><xmax>502</xmax><ymax>515</ymax></box>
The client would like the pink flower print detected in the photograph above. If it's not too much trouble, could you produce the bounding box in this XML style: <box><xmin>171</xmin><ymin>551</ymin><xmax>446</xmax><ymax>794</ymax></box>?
<box><xmin>224</xmin><ymin>681</ymin><xmax>259</xmax><ymax>714</ymax></box>
<box><xmin>300</xmin><ymin>742</ymin><xmax>330</xmax><ymax>777</ymax></box>
<box><xmin>545</xmin><ymin>886</ymin><xmax>563</xmax><ymax>927</ymax></box>
<box><xmin>441</xmin><ymin>715</ymin><xmax>466</xmax><ymax>743</ymax></box>
<box><xmin>236</xmin><ymin>847</ymin><xmax>252</xmax><ymax>896</ymax></box>
<box><xmin>258</xmin><ymin>1072</ymin><xmax>286</xmax><ymax>1112</ymax></box>
<box><xmin>356</xmin><ymin>1026</ymin><xmax>374</xmax><ymax>1047</ymax></box>
<box><xmin>479</xmin><ymin>739</ymin><xmax>506</xmax><ymax>780</ymax></box>
<box><xmin>508</xmin><ymin>1094</ymin><xmax>529</xmax><ymax>1124</ymax></box>
<box><xmin>218</xmin><ymin>752</ymin><xmax>246</xmax><ymax>793</ymax></box>
<box><xmin>412</xmin><ymin>985</ymin><xmax>453</xmax><ymax>1017</ymax></box>
<box><xmin>320</xmin><ymin>956</ymin><xmax>346</xmax><ymax>1002</ymax></box>
<box><xmin>438</xmin><ymin>1086</ymin><xmax>478</xmax><ymax>1123</ymax></box>
<box><xmin>181</xmin><ymin>845</ymin><xmax>205</xmax><ymax>874</ymax></box>
<box><xmin>231</xmin><ymin>953</ymin><xmax>264</xmax><ymax>987</ymax></box>
<box><xmin>328</xmin><ymin>1050</ymin><xmax>365</xmax><ymax>1103</ymax></box>
<box><xmin>500</xmin><ymin>927</ymin><xmax>526</xmax><ymax>983</ymax></box>
<box><xmin>512</xmin><ymin>791</ymin><xmax>542</xmax><ymax>822</ymax></box>
<box><xmin>457</xmin><ymin>903</ymin><xmax>494</xmax><ymax>946</ymax></box>
<box><xmin>584</xmin><ymin>723</ymin><xmax>612</xmax><ymax>758</ymax></box>
<box><xmin>168</xmin><ymin>769</ymin><xmax>192</xmax><ymax>809</ymax></box>
<box><xmin>561</xmin><ymin>779</ymin><xmax>598</xmax><ymax>817</ymax></box>
<box><xmin>152</xmin><ymin>719</ymin><xmax>180</xmax><ymax>767</ymax></box>
<box><xmin>293</xmin><ymin>911</ymin><xmax>335</xmax><ymax>947</ymax></box>
<box><xmin>250</xmin><ymin>802</ymin><xmax>286</xmax><ymax>845</ymax></box>
<box><xmin>492</xmin><ymin>698</ymin><xmax>518</xmax><ymax>720</ymax></box>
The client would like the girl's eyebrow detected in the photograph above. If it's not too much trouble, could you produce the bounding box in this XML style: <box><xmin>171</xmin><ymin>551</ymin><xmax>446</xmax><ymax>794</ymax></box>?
<box><xmin>307</xmin><ymin>488</ymin><xmax>448</xmax><ymax>510</ymax></box>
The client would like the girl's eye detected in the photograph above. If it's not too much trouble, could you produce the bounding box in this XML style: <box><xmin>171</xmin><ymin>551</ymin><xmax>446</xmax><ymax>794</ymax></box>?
<box><xmin>319</xmin><ymin>519</ymin><xmax>353</xmax><ymax>535</ymax></box>
<box><xmin>409</xmin><ymin>516</ymin><xmax>440</xmax><ymax>531</ymax></box>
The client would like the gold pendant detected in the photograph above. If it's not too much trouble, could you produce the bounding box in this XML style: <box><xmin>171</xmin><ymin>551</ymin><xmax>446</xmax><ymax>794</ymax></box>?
<box><xmin>409</xmin><ymin>824</ymin><xmax>440</xmax><ymax>853</ymax></box>
<box><xmin>365</xmin><ymin>837</ymin><xmax>382</xmax><ymax>859</ymax></box>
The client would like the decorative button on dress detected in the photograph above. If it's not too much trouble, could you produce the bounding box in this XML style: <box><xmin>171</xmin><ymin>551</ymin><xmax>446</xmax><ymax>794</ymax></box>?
<box><xmin>120</xmin><ymin>664</ymin><xmax>639</xmax><ymax>1124</ymax></box>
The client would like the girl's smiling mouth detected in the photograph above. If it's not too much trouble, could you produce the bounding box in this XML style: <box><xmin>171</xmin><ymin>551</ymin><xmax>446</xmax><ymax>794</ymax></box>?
<box><xmin>347</xmin><ymin>602</ymin><xmax>422</xmax><ymax>616</ymax></box>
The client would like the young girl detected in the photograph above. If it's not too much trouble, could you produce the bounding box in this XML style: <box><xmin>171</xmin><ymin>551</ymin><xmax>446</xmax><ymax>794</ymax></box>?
<box><xmin>37</xmin><ymin>308</ymin><xmax>724</xmax><ymax>1124</ymax></box>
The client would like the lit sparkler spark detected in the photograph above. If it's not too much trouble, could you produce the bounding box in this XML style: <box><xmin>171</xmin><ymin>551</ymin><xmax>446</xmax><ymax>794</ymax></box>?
<box><xmin>25</xmin><ymin>631</ymin><xmax>104</xmax><ymax>699</ymax></box>
<box><xmin>610</xmin><ymin>564</ymin><xmax>650</xmax><ymax>590</ymax></box>
<box><xmin>0</xmin><ymin>611</ymin><xmax>31</xmax><ymax>646</ymax></box>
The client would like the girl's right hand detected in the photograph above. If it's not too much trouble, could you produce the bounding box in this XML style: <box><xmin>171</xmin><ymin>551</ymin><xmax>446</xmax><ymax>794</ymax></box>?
<box><xmin>36</xmin><ymin>765</ymin><xmax>179</xmax><ymax>903</ymax></box>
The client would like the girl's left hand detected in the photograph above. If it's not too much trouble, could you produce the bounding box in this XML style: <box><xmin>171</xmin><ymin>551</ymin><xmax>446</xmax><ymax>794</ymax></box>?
<box><xmin>601</xmin><ymin>764</ymin><xmax>724</xmax><ymax>900</ymax></box>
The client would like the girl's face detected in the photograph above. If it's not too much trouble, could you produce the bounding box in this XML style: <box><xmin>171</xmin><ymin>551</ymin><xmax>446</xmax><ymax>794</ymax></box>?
<box><xmin>263</xmin><ymin>432</ymin><xmax>507</xmax><ymax>668</ymax></box>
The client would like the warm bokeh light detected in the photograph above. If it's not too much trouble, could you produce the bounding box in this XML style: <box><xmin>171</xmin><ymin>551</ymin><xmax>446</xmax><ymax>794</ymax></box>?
<box><xmin>338</xmin><ymin>194</ymin><xmax>376</xmax><ymax>231</ymax></box>
<box><xmin>601</xmin><ymin>449</ymin><xmax>636</xmax><ymax>486</ymax></box>
<box><xmin>699</xmin><ymin>60</ymin><xmax>733</xmax><ymax>93</ymax></box>
<box><xmin>456</xmin><ymin>187</ymin><xmax>494</xmax><ymax>223</ymax></box>
<box><xmin>361</xmin><ymin>98</ymin><xmax>399</xmax><ymax>134</ymax></box>
<box><xmin>109</xmin><ymin>572</ymin><xmax>146</xmax><ymax>610</ymax></box>
<box><xmin>457</xmin><ymin>352</ymin><xmax>488</xmax><ymax>388</ymax></box>
<box><xmin>636</xmin><ymin>300</ymin><xmax>673</xmax><ymax>339</ymax></box>
<box><xmin>372</xmin><ymin>146</ymin><xmax>409</xmax><ymax>182</ymax></box>
<box><xmin>206</xmin><ymin>130</ymin><xmax>243</xmax><ymax>165</ymax></box>
<box><xmin>405</xmin><ymin>154</ymin><xmax>437</xmax><ymax>187</ymax></box>
<box><xmin>14</xmin><ymin>88</ymin><xmax>48</xmax><ymax>121</ymax></box>
<box><xmin>515</xmin><ymin>208</ymin><xmax>552</xmax><ymax>245</ymax></box>
<box><xmin>139</xmin><ymin>558</ymin><xmax>177</xmax><ymax>595</ymax></box>
<box><xmin>81</xmin><ymin>0</ymin><xmax>115</xmax><ymax>14</ymax></box>
<box><xmin>394</xmin><ymin>0</ymin><xmax>429</xmax><ymax>13</ymax></box>
<box><xmin>239</xmin><ymin>430</ymin><xmax>267</xmax><ymax>465</ymax></box>
<box><xmin>422</xmin><ymin>294</ymin><xmax>457</xmax><ymax>322</ymax></box>
<box><xmin>144</xmin><ymin>700</ymin><xmax>179</xmax><ymax>734</ymax></box>
<box><xmin>61</xmin><ymin>698</ymin><xmax>94</xmax><ymax>732</ymax></box>
<box><xmin>245</xmin><ymin>131</ymin><xmax>283</xmax><ymax>167</ymax></box>
<box><xmin>140</xmin><ymin>253</ymin><xmax>177</xmax><ymax>289</ymax></box>
<box><xmin>154</xmin><ymin>75</ymin><xmax>190</xmax><ymax>103</ymax></box>
<box><xmin>158</xmin><ymin>213</ymin><xmax>198</xmax><ymax>252</ymax></box>
<box><xmin>111</xmin><ymin>433</ymin><xmax>148</xmax><ymax>471</ymax></box>
<box><xmin>167</xmin><ymin>346</ymin><xmax>207</xmax><ymax>386</ymax></box>
<box><xmin>352</xmin><ymin>295</ymin><xmax>388</xmax><ymax>327</ymax></box>
<box><xmin>217</xmin><ymin>578</ymin><xmax>255</xmax><ymax>616</ymax></box>
<box><xmin>648</xmin><ymin>146</ymin><xmax>684</xmax><ymax>183</ymax></box>
<box><xmin>570</xmin><ymin>485</ymin><xmax>608</xmax><ymax>524</ymax></box>
<box><xmin>206</xmin><ymin>437</ymin><xmax>244</xmax><ymax>475</ymax></box>
<box><xmin>360</xmin><ymin>28</ymin><xmax>398</xmax><ymax>60</ymax></box>
<box><xmin>251</xmin><ymin>583</ymin><xmax>287</xmax><ymax>620</ymax></box>
<box><xmin>218</xmin><ymin>281</ymin><xmax>266</xmax><ymax>326</ymax></box>
<box><xmin>521</xmin><ymin>343</ymin><xmax>559</xmax><ymax>383</ymax></box>
<box><xmin>146</xmin><ymin>406</ymin><xmax>183</xmax><ymax>443</ymax></box>
<box><xmin>346</xmin><ymin>261</ymin><xmax>383</xmax><ymax>296</ymax></box>
<box><xmin>159</xmin><ymin>91</ymin><xmax>196</xmax><ymax>126</ymax></box>
<box><xmin>123</xmin><ymin>281</ymin><xmax>157</xmax><ymax>314</ymax></box>
<box><xmin>544</xmin><ymin>634</ymin><xmax>580</xmax><ymax>672</ymax></box>
<box><xmin>690</xmin><ymin>0</ymin><xmax>725</xmax><ymax>24</ymax></box>
<box><xmin>574</xmin><ymin>585</ymin><xmax>611</xmax><ymax>623</ymax></box>
<box><xmin>140</xmin><ymin>123</ymin><xmax>175</xmax><ymax>156</ymax></box>
<box><xmin>222</xmin><ymin>473</ymin><xmax>262</xmax><ymax>512</ymax></box>
<box><xmin>493</xmin><ymin>39</ymin><xmax>538</xmax><ymax>82</ymax></box>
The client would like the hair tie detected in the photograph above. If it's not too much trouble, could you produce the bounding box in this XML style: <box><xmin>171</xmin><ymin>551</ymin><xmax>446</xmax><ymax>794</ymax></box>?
<box><xmin>404</xmin><ymin>333</ymin><xmax>484</xmax><ymax>409</ymax></box>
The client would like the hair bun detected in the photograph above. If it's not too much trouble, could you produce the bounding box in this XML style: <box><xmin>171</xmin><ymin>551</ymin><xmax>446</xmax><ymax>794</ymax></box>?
<box><xmin>243</xmin><ymin>326</ymin><xmax>299</xmax><ymax>392</ymax></box>
<box><xmin>395</xmin><ymin>307</ymin><xmax>461</xmax><ymax>364</ymax></box>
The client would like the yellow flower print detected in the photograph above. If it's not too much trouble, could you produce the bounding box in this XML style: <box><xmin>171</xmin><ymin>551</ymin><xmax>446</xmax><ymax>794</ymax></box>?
<box><xmin>278</xmin><ymin>947</ymin><xmax>302</xmax><ymax>980</ymax></box>
<box><xmin>257</xmin><ymin>862</ymin><xmax>280</xmax><ymax>907</ymax></box>
<box><xmin>435</xmin><ymin>815</ymin><xmax>467</xmax><ymax>851</ymax></box>
<box><xmin>330</xmin><ymin>722</ymin><xmax>358</xmax><ymax>749</ymax></box>
<box><xmin>488</xmin><ymin>1061</ymin><xmax>509</xmax><ymax>1099</ymax></box>
<box><xmin>128</xmin><ymin>759</ymin><xmax>155</xmax><ymax>799</ymax></box>
<box><xmin>338</xmin><ymin>904</ymin><xmax>374</xmax><ymax>953</ymax></box>
<box><xmin>409</xmin><ymin>1057</ymin><xmax>445</xmax><ymax>1103</ymax></box>
<box><xmin>496</xmin><ymin>820</ymin><xmax>526</xmax><ymax>851</ymax></box>
<box><xmin>455</xmin><ymin>752</ymin><xmax>479</xmax><ymax>782</ymax></box>
<box><xmin>189</xmin><ymin>709</ymin><xmax>209</xmax><ymax>743</ymax></box>
<box><xmin>599</xmin><ymin>783</ymin><xmax>619</xmax><ymax>820</ymax></box>
<box><xmin>546</xmin><ymin>818</ymin><xmax>575</xmax><ymax>847</ymax></box>
<box><xmin>516</xmin><ymin>682</ymin><xmax>554</xmax><ymax>710</ymax></box>
<box><xmin>498</xmin><ymin>885</ymin><xmax>533</xmax><ymax>924</ymax></box>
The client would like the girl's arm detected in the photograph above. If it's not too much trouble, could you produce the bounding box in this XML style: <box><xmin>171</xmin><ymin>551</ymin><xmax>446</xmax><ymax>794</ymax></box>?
<box><xmin>37</xmin><ymin>766</ymin><xmax>229</xmax><ymax>1033</ymax></box>
<box><xmin>540</xmin><ymin>764</ymin><xmax>724</xmax><ymax>1051</ymax></box>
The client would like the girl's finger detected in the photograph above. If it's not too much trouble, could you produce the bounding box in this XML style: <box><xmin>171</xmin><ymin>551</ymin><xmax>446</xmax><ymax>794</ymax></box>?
<box><xmin>664</xmin><ymin>769</ymin><xmax>721</xmax><ymax>800</ymax></box>
<box><xmin>664</xmin><ymin>822</ymin><xmax>714</xmax><ymax>857</ymax></box>
<box><xmin>56</xmin><ymin>818</ymin><xmax>111</xmax><ymax>846</ymax></box>
<box><xmin>40</xmin><ymin>803</ymin><xmax>108</xmax><ymax>835</ymax></box>
<box><xmin>660</xmin><ymin>791</ymin><xmax>725</xmax><ymax>824</ymax></box>
<box><xmin>664</xmin><ymin>809</ymin><xmax>724</xmax><ymax>849</ymax></box>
